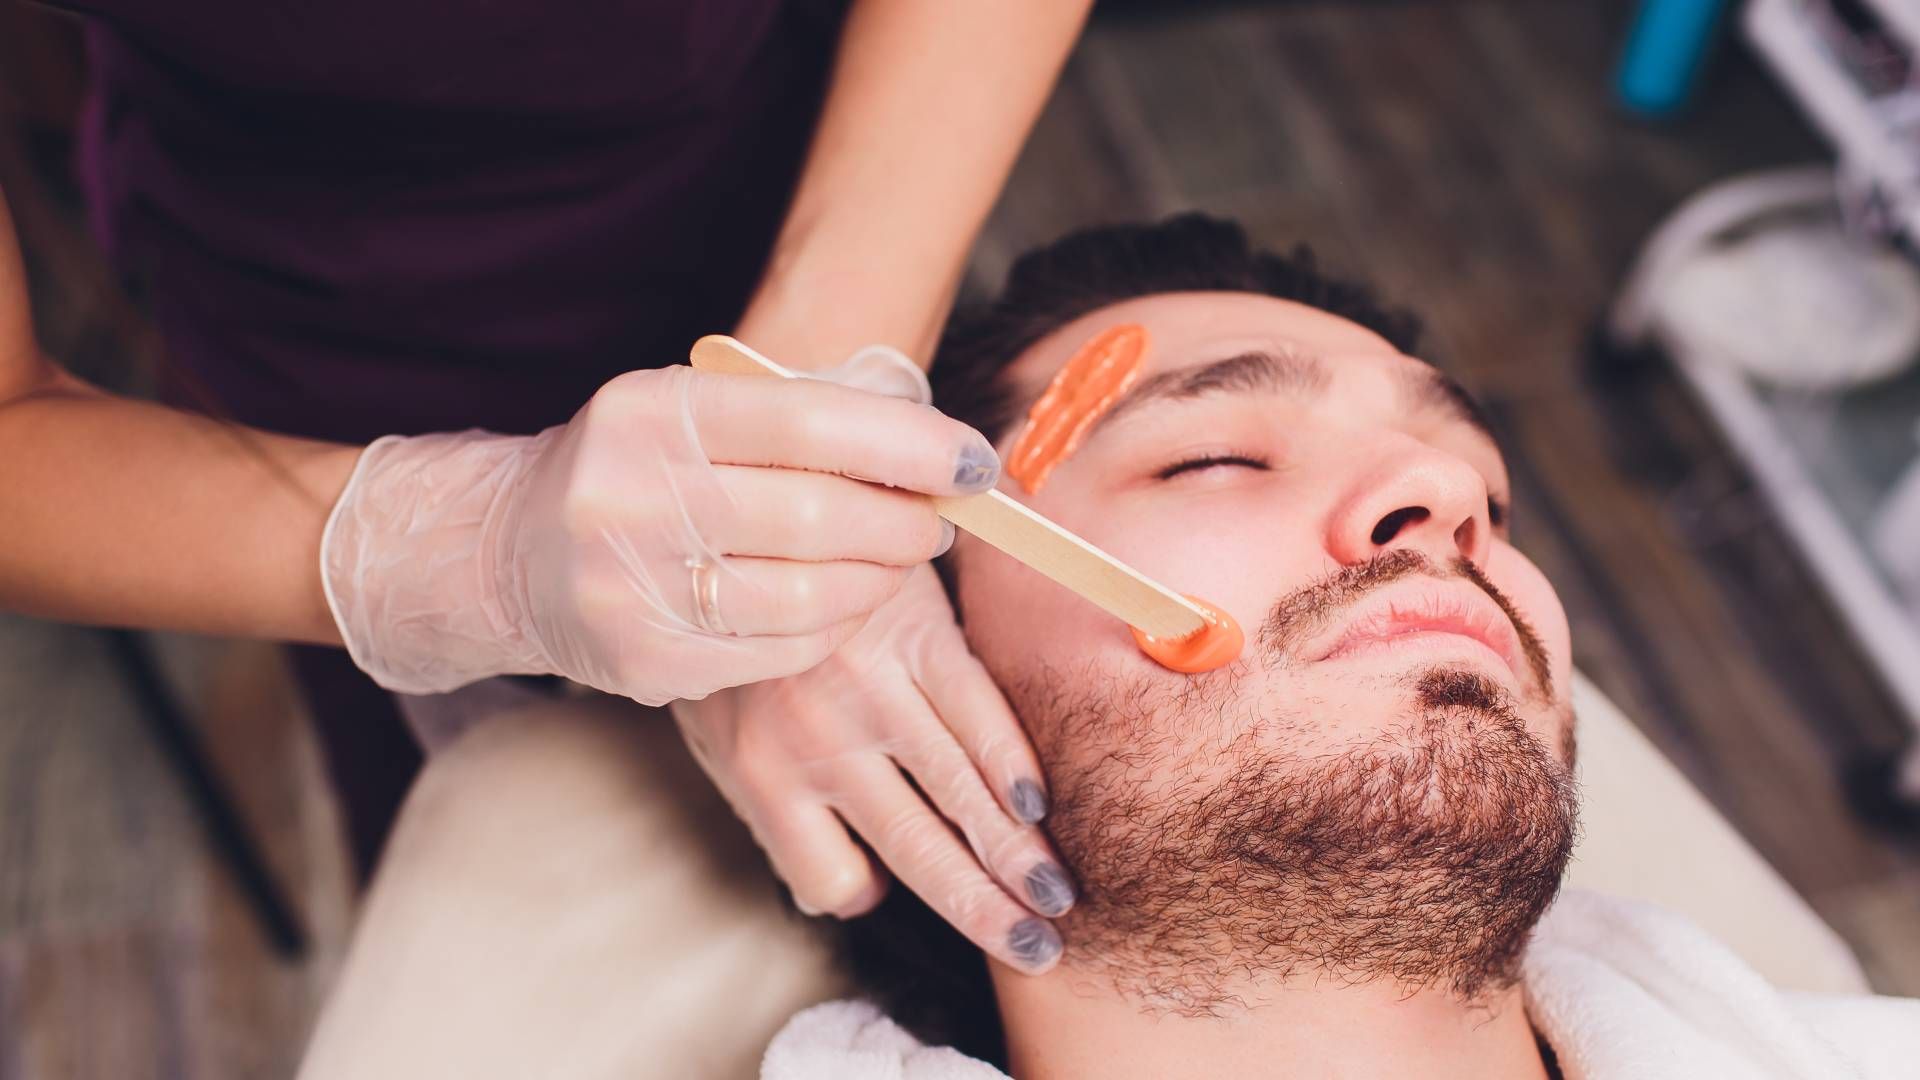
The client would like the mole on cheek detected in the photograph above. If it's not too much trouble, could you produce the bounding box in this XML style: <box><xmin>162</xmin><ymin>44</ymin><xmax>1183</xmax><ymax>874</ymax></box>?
<box><xmin>1006</xmin><ymin>324</ymin><xmax>1148</xmax><ymax>494</ymax></box>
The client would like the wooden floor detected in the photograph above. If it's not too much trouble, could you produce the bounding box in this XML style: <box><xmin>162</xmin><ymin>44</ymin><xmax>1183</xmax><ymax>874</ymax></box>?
<box><xmin>2</xmin><ymin>1</ymin><xmax>1917</xmax><ymax>1075</ymax></box>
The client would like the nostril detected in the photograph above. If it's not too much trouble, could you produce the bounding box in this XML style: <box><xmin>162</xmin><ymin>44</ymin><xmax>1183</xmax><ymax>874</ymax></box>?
<box><xmin>1453</xmin><ymin>516</ymin><xmax>1479</xmax><ymax>556</ymax></box>
<box><xmin>1370</xmin><ymin>506</ymin><xmax>1429</xmax><ymax>546</ymax></box>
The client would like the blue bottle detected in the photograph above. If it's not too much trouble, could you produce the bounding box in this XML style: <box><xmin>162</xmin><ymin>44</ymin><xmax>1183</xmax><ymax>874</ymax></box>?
<box><xmin>1615</xmin><ymin>0</ymin><xmax>1730</xmax><ymax>116</ymax></box>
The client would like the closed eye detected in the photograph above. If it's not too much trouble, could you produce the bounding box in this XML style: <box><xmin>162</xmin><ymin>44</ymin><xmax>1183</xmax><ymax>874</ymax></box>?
<box><xmin>1156</xmin><ymin>453</ymin><xmax>1270</xmax><ymax>481</ymax></box>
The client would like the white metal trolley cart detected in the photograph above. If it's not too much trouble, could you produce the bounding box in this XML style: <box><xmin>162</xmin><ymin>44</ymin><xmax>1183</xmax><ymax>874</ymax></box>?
<box><xmin>1609</xmin><ymin>0</ymin><xmax>1920</xmax><ymax>806</ymax></box>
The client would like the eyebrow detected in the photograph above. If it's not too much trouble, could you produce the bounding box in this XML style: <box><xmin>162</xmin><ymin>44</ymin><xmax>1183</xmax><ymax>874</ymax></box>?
<box><xmin>1092</xmin><ymin>349</ymin><xmax>1326</xmax><ymax>433</ymax></box>
<box><xmin>1085</xmin><ymin>347</ymin><xmax>1496</xmax><ymax>443</ymax></box>
<box><xmin>1398</xmin><ymin>360</ymin><xmax>1498</xmax><ymax>442</ymax></box>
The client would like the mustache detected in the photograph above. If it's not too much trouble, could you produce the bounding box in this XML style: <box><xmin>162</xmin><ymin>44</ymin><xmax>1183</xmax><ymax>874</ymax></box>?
<box><xmin>1255</xmin><ymin>549</ymin><xmax>1555</xmax><ymax>695</ymax></box>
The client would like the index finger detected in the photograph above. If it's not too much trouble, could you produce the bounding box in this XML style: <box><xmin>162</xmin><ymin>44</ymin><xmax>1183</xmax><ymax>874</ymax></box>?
<box><xmin>685</xmin><ymin>371</ymin><xmax>1002</xmax><ymax>497</ymax></box>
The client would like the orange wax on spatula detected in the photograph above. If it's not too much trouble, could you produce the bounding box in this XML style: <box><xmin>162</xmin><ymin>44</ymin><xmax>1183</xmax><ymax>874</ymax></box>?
<box><xmin>687</xmin><ymin>334</ymin><xmax>1244</xmax><ymax>674</ymax></box>
<box><xmin>1130</xmin><ymin>596</ymin><xmax>1244</xmax><ymax>674</ymax></box>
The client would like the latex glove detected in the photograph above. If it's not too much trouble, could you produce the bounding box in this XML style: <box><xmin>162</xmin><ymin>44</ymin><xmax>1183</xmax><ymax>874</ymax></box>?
<box><xmin>672</xmin><ymin>564</ymin><xmax>1070</xmax><ymax>973</ymax></box>
<box><xmin>321</xmin><ymin>365</ymin><xmax>1001</xmax><ymax>705</ymax></box>
<box><xmin>807</xmin><ymin>344</ymin><xmax>933</xmax><ymax>404</ymax></box>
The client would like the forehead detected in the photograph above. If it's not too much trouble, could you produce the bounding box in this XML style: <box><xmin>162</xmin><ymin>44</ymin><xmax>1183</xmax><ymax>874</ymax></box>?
<box><xmin>1004</xmin><ymin>290</ymin><xmax>1416</xmax><ymax>408</ymax></box>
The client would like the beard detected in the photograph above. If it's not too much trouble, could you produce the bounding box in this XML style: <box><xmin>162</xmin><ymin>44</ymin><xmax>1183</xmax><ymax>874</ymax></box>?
<box><xmin>1006</xmin><ymin>567</ymin><xmax>1579</xmax><ymax>1014</ymax></box>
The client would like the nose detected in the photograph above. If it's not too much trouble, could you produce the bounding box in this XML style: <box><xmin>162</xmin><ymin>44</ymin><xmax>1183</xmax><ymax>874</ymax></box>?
<box><xmin>1325</xmin><ymin>439</ymin><xmax>1493</xmax><ymax>570</ymax></box>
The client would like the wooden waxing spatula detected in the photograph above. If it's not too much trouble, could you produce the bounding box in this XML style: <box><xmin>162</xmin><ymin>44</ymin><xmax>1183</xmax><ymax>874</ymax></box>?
<box><xmin>688</xmin><ymin>335</ymin><xmax>1243</xmax><ymax>672</ymax></box>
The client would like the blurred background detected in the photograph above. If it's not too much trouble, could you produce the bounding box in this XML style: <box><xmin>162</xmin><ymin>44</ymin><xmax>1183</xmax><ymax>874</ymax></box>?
<box><xmin>4</xmin><ymin>0</ymin><xmax>1920</xmax><ymax>1074</ymax></box>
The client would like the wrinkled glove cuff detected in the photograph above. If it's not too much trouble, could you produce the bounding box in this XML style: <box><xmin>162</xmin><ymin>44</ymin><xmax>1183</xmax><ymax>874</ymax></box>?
<box><xmin>321</xmin><ymin>430</ymin><xmax>552</xmax><ymax>694</ymax></box>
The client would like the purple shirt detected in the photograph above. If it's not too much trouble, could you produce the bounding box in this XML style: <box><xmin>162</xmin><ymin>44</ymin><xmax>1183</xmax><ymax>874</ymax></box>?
<box><xmin>65</xmin><ymin>0</ymin><xmax>842</xmax><ymax>441</ymax></box>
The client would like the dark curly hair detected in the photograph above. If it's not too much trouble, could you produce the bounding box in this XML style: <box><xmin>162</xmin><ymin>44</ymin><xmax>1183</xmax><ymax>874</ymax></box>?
<box><xmin>839</xmin><ymin>213</ymin><xmax>1426</xmax><ymax>1068</ymax></box>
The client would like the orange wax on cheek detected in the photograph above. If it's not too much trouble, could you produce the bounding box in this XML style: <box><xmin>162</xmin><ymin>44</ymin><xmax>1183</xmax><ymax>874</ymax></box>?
<box><xmin>1006</xmin><ymin>324</ymin><xmax>1148</xmax><ymax>494</ymax></box>
<box><xmin>1131</xmin><ymin>596</ymin><xmax>1244</xmax><ymax>674</ymax></box>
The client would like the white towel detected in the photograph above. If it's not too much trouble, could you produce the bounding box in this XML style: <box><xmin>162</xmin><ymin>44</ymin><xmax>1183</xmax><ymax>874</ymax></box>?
<box><xmin>763</xmin><ymin>889</ymin><xmax>1920</xmax><ymax>1079</ymax></box>
<box><xmin>1522</xmin><ymin>890</ymin><xmax>1920</xmax><ymax>1079</ymax></box>
<box><xmin>763</xmin><ymin>999</ymin><xmax>1010</xmax><ymax>1080</ymax></box>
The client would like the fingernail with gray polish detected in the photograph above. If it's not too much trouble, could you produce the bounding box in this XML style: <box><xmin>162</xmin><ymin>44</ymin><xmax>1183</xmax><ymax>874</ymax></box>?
<box><xmin>952</xmin><ymin>438</ymin><xmax>1002</xmax><ymax>493</ymax></box>
<box><xmin>1025</xmin><ymin>863</ymin><xmax>1075</xmax><ymax>917</ymax></box>
<box><xmin>1010</xmin><ymin>779</ymin><xmax>1047</xmax><ymax>824</ymax></box>
<box><xmin>1009</xmin><ymin>918</ymin><xmax>1063</xmax><ymax>970</ymax></box>
<box><xmin>934</xmin><ymin>519</ymin><xmax>956</xmax><ymax>558</ymax></box>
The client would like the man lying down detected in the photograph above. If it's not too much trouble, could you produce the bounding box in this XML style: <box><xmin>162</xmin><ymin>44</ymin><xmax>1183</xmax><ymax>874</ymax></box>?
<box><xmin>295</xmin><ymin>215</ymin><xmax>1919</xmax><ymax>1080</ymax></box>
<box><xmin>763</xmin><ymin>215</ymin><xmax>1920</xmax><ymax>1078</ymax></box>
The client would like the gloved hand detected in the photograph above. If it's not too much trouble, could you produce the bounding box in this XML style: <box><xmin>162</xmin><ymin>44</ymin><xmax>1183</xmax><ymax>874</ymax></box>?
<box><xmin>807</xmin><ymin>344</ymin><xmax>933</xmax><ymax>403</ymax></box>
<box><xmin>671</xmin><ymin>564</ymin><xmax>1071</xmax><ymax>974</ymax></box>
<box><xmin>320</xmin><ymin>363</ymin><xmax>1001</xmax><ymax>706</ymax></box>
<box><xmin>669</xmin><ymin>343</ymin><xmax>1069</xmax><ymax>973</ymax></box>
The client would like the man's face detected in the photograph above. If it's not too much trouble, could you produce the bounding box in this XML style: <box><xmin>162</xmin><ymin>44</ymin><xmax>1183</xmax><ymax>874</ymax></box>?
<box><xmin>955</xmin><ymin>290</ymin><xmax>1572</xmax><ymax>764</ymax></box>
<box><xmin>949</xmin><ymin>291</ymin><xmax>1577</xmax><ymax>1006</ymax></box>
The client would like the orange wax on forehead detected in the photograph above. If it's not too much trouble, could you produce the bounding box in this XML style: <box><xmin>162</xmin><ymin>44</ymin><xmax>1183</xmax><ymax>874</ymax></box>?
<box><xmin>1006</xmin><ymin>323</ymin><xmax>1148</xmax><ymax>494</ymax></box>
<box><xmin>1131</xmin><ymin>596</ymin><xmax>1243</xmax><ymax>674</ymax></box>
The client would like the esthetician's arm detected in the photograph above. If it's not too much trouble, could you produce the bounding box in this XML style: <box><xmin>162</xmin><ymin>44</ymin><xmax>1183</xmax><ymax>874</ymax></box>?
<box><xmin>732</xmin><ymin>0</ymin><xmax>1094</xmax><ymax>367</ymax></box>
<box><xmin>0</xmin><ymin>186</ymin><xmax>996</xmax><ymax>706</ymax></box>
<box><xmin>0</xmin><ymin>189</ymin><xmax>357</xmax><ymax>643</ymax></box>
<box><xmin>678</xmin><ymin>0</ymin><xmax>1093</xmax><ymax>976</ymax></box>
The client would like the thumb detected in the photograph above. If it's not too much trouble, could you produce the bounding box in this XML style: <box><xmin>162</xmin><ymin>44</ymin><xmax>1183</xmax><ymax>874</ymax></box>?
<box><xmin>804</xmin><ymin>345</ymin><xmax>932</xmax><ymax>404</ymax></box>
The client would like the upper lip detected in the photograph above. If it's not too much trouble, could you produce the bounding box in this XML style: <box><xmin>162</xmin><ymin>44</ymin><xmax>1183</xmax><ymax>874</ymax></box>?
<box><xmin>1306</xmin><ymin>578</ymin><xmax>1525</xmax><ymax>682</ymax></box>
